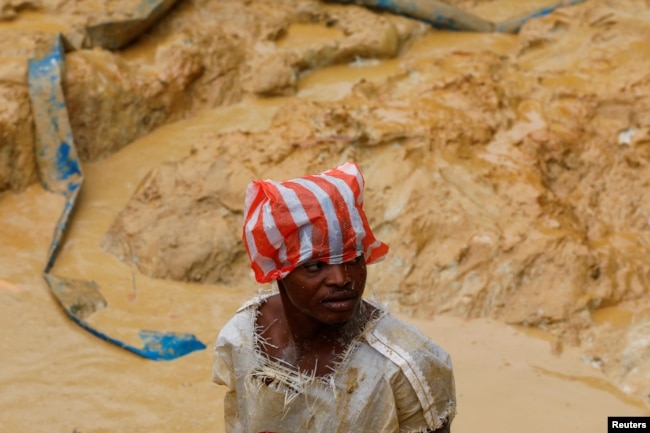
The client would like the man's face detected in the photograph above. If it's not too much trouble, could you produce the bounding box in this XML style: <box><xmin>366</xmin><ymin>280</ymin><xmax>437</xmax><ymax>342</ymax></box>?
<box><xmin>278</xmin><ymin>255</ymin><xmax>368</xmax><ymax>325</ymax></box>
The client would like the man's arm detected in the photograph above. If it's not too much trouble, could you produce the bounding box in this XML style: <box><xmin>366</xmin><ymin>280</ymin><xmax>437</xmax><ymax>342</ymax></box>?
<box><xmin>393</xmin><ymin>369</ymin><xmax>453</xmax><ymax>433</ymax></box>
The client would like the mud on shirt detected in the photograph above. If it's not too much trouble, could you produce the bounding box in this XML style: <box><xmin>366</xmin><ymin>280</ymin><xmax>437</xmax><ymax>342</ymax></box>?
<box><xmin>212</xmin><ymin>296</ymin><xmax>456</xmax><ymax>433</ymax></box>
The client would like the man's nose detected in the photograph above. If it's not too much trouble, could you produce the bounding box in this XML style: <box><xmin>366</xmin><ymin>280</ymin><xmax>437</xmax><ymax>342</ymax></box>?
<box><xmin>326</xmin><ymin>263</ymin><xmax>350</xmax><ymax>286</ymax></box>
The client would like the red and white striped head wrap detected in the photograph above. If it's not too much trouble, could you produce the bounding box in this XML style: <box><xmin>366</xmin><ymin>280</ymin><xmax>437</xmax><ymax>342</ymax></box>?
<box><xmin>242</xmin><ymin>162</ymin><xmax>389</xmax><ymax>283</ymax></box>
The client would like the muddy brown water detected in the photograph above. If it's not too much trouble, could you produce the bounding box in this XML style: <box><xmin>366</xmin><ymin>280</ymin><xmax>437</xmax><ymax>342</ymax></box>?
<box><xmin>1</xmin><ymin>3</ymin><xmax>649</xmax><ymax>433</ymax></box>
<box><xmin>1</xmin><ymin>180</ymin><xmax>647</xmax><ymax>433</ymax></box>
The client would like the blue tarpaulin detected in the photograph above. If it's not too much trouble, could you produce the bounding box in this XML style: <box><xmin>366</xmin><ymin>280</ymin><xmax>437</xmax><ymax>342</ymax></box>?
<box><xmin>329</xmin><ymin>0</ymin><xmax>588</xmax><ymax>33</ymax></box>
<box><xmin>28</xmin><ymin>31</ymin><xmax>205</xmax><ymax>361</ymax></box>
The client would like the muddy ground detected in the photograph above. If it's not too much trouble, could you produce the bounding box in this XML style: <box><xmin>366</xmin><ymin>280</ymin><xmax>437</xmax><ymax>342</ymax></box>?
<box><xmin>1</xmin><ymin>0</ymin><xmax>649</xmax><ymax>428</ymax></box>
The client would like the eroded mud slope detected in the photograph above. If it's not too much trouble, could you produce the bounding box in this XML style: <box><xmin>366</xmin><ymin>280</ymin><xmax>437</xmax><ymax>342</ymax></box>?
<box><xmin>102</xmin><ymin>0</ymin><xmax>650</xmax><ymax>407</ymax></box>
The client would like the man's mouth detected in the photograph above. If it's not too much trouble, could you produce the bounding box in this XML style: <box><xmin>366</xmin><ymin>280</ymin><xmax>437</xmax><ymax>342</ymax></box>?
<box><xmin>321</xmin><ymin>293</ymin><xmax>358</xmax><ymax>312</ymax></box>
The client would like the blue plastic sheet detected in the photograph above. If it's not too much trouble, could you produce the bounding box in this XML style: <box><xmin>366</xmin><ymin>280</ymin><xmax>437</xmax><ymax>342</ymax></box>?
<box><xmin>28</xmin><ymin>35</ymin><xmax>205</xmax><ymax>361</ymax></box>
<box><xmin>330</xmin><ymin>0</ymin><xmax>493</xmax><ymax>31</ymax></box>
<box><xmin>328</xmin><ymin>0</ymin><xmax>588</xmax><ymax>33</ymax></box>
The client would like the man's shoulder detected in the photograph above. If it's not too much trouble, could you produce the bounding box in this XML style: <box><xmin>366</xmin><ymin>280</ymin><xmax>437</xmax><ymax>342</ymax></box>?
<box><xmin>370</xmin><ymin>312</ymin><xmax>435</xmax><ymax>342</ymax></box>
<box><xmin>365</xmin><ymin>312</ymin><xmax>456</xmax><ymax>430</ymax></box>
<box><xmin>215</xmin><ymin>296</ymin><xmax>263</xmax><ymax>346</ymax></box>
<box><xmin>365</xmin><ymin>312</ymin><xmax>453</xmax><ymax>370</ymax></box>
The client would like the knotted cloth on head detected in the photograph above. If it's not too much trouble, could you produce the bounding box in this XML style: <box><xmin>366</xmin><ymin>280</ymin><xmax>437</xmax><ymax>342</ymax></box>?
<box><xmin>242</xmin><ymin>162</ymin><xmax>389</xmax><ymax>283</ymax></box>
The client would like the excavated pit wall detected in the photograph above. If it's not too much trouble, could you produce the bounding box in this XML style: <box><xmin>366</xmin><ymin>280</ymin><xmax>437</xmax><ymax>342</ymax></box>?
<box><xmin>1</xmin><ymin>0</ymin><xmax>649</xmax><ymax>409</ymax></box>
<box><xmin>0</xmin><ymin>0</ymin><xmax>426</xmax><ymax>195</ymax></box>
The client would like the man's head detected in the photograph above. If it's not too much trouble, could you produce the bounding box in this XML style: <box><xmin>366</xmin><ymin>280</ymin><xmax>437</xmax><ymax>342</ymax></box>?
<box><xmin>277</xmin><ymin>255</ymin><xmax>368</xmax><ymax>325</ymax></box>
<box><xmin>242</xmin><ymin>162</ymin><xmax>388</xmax><ymax>284</ymax></box>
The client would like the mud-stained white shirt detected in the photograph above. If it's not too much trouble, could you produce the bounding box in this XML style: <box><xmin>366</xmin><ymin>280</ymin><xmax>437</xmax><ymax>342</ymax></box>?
<box><xmin>212</xmin><ymin>296</ymin><xmax>456</xmax><ymax>433</ymax></box>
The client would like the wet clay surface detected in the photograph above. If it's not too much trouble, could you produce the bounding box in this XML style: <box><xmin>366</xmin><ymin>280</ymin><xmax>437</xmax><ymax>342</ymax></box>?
<box><xmin>1</xmin><ymin>0</ymin><xmax>650</xmax><ymax>431</ymax></box>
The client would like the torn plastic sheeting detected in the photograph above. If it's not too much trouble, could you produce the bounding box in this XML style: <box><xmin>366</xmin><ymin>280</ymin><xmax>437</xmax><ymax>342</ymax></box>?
<box><xmin>494</xmin><ymin>0</ymin><xmax>589</xmax><ymax>33</ymax></box>
<box><xmin>328</xmin><ymin>0</ymin><xmax>588</xmax><ymax>33</ymax></box>
<box><xmin>63</xmin><ymin>0</ymin><xmax>178</xmax><ymax>51</ymax></box>
<box><xmin>27</xmin><ymin>34</ymin><xmax>206</xmax><ymax>361</ymax></box>
<box><xmin>330</xmin><ymin>0</ymin><xmax>493</xmax><ymax>32</ymax></box>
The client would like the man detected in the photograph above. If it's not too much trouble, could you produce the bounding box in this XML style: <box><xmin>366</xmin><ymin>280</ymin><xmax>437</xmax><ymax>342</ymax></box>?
<box><xmin>213</xmin><ymin>162</ymin><xmax>456</xmax><ymax>432</ymax></box>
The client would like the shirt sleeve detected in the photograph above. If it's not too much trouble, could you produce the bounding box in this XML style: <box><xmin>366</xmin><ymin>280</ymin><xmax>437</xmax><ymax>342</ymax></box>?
<box><xmin>212</xmin><ymin>304</ymin><xmax>254</xmax><ymax>388</ymax></box>
<box><xmin>366</xmin><ymin>314</ymin><xmax>457</xmax><ymax>431</ymax></box>
<box><xmin>212</xmin><ymin>316</ymin><xmax>245</xmax><ymax>433</ymax></box>
<box><xmin>392</xmin><ymin>369</ymin><xmax>431</xmax><ymax>431</ymax></box>
<box><xmin>212</xmin><ymin>328</ymin><xmax>236</xmax><ymax>389</ymax></box>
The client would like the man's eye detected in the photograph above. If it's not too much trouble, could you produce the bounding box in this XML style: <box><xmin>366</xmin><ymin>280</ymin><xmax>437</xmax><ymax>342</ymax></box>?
<box><xmin>304</xmin><ymin>261</ymin><xmax>326</xmax><ymax>272</ymax></box>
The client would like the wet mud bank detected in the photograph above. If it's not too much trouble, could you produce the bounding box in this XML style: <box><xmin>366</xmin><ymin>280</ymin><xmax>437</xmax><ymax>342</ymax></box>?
<box><xmin>103</xmin><ymin>0</ymin><xmax>650</xmax><ymax>406</ymax></box>
<box><xmin>1</xmin><ymin>0</ymin><xmax>649</xmax><ymax>421</ymax></box>
<box><xmin>0</xmin><ymin>0</ymin><xmax>426</xmax><ymax>192</ymax></box>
